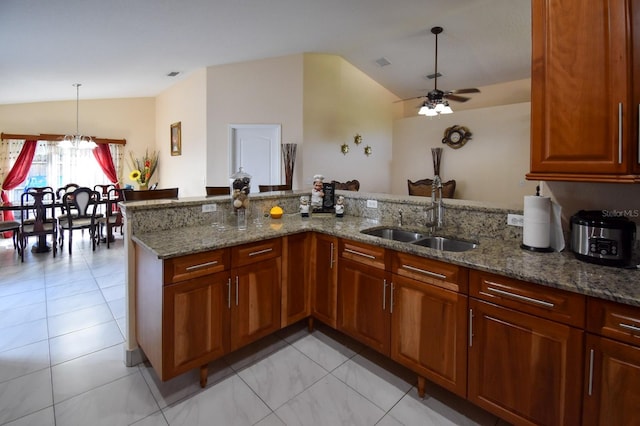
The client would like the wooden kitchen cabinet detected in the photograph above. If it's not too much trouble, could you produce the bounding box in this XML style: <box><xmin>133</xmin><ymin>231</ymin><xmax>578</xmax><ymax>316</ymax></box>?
<box><xmin>337</xmin><ymin>240</ymin><xmax>389</xmax><ymax>354</ymax></box>
<box><xmin>310</xmin><ymin>233</ymin><xmax>338</xmax><ymax>327</ymax></box>
<box><xmin>390</xmin><ymin>251</ymin><xmax>468</xmax><ymax>398</ymax></box>
<box><xmin>135</xmin><ymin>245</ymin><xmax>230</xmax><ymax>385</ymax></box>
<box><xmin>337</xmin><ymin>258</ymin><xmax>390</xmax><ymax>356</ymax></box>
<box><xmin>528</xmin><ymin>0</ymin><xmax>639</xmax><ymax>182</ymax></box>
<box><xmin>582</xmin><ymin>298</ymin><xmax>640</xmax><ymax>425</ymax></box>
<box><xmin>468</xmin><ymin>270</ymin><xmax>584</xmax><ymax>426</ymax></box>
<box><xmin>230</xmin><ymin>238</ymin><xmax>282</xmax><ymax>351</ymax></box>
<box><xmin>281</xmin><ymin>233</ymin><xmax>310</xmax><ymax>327</ymax></box>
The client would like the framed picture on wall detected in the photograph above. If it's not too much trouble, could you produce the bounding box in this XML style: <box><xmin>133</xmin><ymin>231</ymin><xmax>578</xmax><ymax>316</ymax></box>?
<box><xmin>170</xmin><ymin>122</ymin><xmax>181</xmax><ymax>156</ymax></box>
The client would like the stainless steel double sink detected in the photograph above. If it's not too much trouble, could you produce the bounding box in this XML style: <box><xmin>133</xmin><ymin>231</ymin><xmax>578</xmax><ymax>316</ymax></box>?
<box><xmin>360</xmin><ymin>227</ymin><xmax>477</xmax><ymax>252</ymax></box>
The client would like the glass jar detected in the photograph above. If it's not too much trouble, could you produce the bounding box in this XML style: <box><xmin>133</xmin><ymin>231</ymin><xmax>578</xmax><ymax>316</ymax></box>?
<box><xmin>230</xmin><ymin>167</ymin><xmax>251</xmax><ymax>212</ymax></box>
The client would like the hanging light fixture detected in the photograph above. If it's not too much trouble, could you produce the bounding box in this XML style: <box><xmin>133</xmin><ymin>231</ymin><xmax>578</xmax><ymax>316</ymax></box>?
<box><xmin>417</xmin><ymin>27</ymin><xmax>453</xmax><ymax>117</ymax></box>
<box><xmin>60</xmin><ymin>83</ymin><xmax>97</xmax><ymax>149</ymax></box>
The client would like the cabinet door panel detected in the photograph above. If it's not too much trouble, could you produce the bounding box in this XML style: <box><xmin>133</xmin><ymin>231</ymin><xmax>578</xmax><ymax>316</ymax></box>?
<box><xmin>231</xmin><ymin>257</ymin><xmax>281</xmax><ymax>350</ymax></box>
<box><xmin>311</xmin><ymin>233</ymin><xmax>338</xmax><ymax>327</ymax></box>
<box><xmin>391</xmin><ymin>274</ymin><xmax>467</xmax><ymax>397</ymax></box>
<box><xmin>164</xmin><ymin>272</ymin><xmax>229</xmax><ymax>378</ymax></box>
<box><xmin>468</xmin><ymin>299</ymin><xmax>583</xmax><ymax>426</ymax></box>
<box><xmin>530</xmin><ymin>0</ymin><xmax>632</xmax><ymax>177</ymax></box>
<box><xmin>282</xmin><ymin>233</ymin><xmax>310</xmax><ymax>326</ymax></box>
<box><xmin>338</xmin><ymin>259</ymin><xmax>390</xmax><ymax>355</ymax></box>
<box><xmin>583</xmin><ymin>334</ymin><xmax>640</xmax><ymax>426</ymax></box>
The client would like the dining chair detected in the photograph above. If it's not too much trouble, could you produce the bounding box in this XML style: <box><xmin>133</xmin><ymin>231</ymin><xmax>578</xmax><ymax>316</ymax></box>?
<box><xmin>18</xmin><ymin>188</ymin><xmax>58</xmax><ymax>262</ymax></box>
<box><xmin>205</xmin><ymin>186</ymin><xmax>230</xmax><ymax>196</ymax></box>
<box><xmin>58</xmin><ymin>187</ymin><xmax>102</xmax><ymax>254</ymax></box>
<box><xmin>332</xmin><ymin>180</ymin><xmax>360</xmax><ymax>191</ymax></box>
<box><xmin>97</xmin><ymin>188</ymin><xmax>124</xmax><ymax>248</ymax></box>
<box><xmin>258</xmin><ymin>184</ymin><xmax>291</xmax><ymax>192</ymax></box>
<box><xmin>55</xmin><ymin>183</ymin><xmax>80</xmax><ymax>201</ymax></box>
<box><xmin>407</xmin><ymin>178</ymin><xmax>456</xmax><ymax>198</ymax></box>
<box><xmin>93</xmin><ymin>184</ymin><xmax>116</xmax><ymax>200</ymax></box>
<box><xmin>0</xmin><ymin>218</ymin><xmax>20</xmax><ymax>249</ymax></box>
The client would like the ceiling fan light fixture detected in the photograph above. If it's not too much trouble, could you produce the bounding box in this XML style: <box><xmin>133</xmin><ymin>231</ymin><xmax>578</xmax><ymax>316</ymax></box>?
<box><xmin>440</xmin><ymin>103</ymin><xmax>453</xmax><ymax>114</ymax></box>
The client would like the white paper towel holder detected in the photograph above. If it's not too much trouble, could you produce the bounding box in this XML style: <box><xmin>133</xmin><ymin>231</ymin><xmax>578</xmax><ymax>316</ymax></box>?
<box><xmin>520</xmin><ymin>243</ymin><xmax>554</xmax><ymax>253</ymax></box>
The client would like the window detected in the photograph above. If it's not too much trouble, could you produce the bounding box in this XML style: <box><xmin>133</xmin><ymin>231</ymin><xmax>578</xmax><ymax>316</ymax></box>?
<box><xmin>6</xmin><ymin>140</ymin><xmax>119</xmax><ymax>204</ymax></box>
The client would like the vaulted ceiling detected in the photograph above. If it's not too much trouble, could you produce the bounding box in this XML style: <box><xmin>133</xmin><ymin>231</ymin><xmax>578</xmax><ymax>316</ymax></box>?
<box><xmin>0</xmin><ymin>0</ymin><xmax>531</xmax><ymax>105</ymax></box>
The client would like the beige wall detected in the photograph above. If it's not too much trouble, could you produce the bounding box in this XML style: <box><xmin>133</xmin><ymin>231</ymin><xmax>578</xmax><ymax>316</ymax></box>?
<box><xmin>393</xmin><ymin>102</ymin><xmax>537</xmax><ymax>208</ymax></box>
<box><xmin>206</xmin><ymin>54</ymin><xmax>304</xmax><ymax>189</ymax></box>
<box><xmin>155</xmin><ymin>69</ymin><xmax>207</xmax><ymax>197</ymax></box>
<box><xmin>0</xmin><ymin>98</ymin><xmax>155</xmax><ymax>185</ymax></box>
<box><xmin>302</xmin><ymin>54</ymin><xmax>401</xmax><ymax>192</ymax></box>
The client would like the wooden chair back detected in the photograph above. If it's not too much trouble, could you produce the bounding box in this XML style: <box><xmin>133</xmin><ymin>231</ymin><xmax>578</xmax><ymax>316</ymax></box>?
<box><xmin>258</xmin><ymin>184</ymin><xmax>291</xmax><ymax>192</ymax></box>
<box><xmin>56</xmin><ymin>183</ymin><xmax>80</xmax><ymax>200</ymax></box>
<box><xmin>19</xmin><ymin>188</ymin><xmax>58</xmax><ymax>261</ymax></box>
<box><xmin>332</xmin><ymin>180</ymin><xmax>360</xmax><ymax>191</ymax></box>
<box><xmin>407</xmin><ymin>178</ymin><xmax>456</xmax><ymax>198</ymax></box>
<box><xmin>94</xmin><ymin>184</ymin><xmax>116</xmax><ymax>200</ymax></box>
<box><xmin>206</xmin><ymin>186</ymin><xmax>230</xmax><ymax>196</ymax></box>
<box><xmin>123</xmin><ymin>187</ymin><xmax>179</xmax><ymax>201</ymax></box>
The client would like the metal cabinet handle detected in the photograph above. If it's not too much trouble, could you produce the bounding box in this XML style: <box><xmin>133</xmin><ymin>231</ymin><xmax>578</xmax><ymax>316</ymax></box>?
<box><xmin>227</xmin><ymin>278</ymin><xmax>231</xmax><ymax>309</ymax></box>
<box><xmin>486</xmin><ymin>284</ymin><xmax>555</xmax><ymax>308</ymax></box>
<box><xmin>249</xmin><ymin>248</ymin><xmax>272</xmax><ymax>256</ymax></box>
<box><xmin>401</xmin><ymin>264</ymin><xmax>446</xmax><ymax>280</ymax></box>
<box><xmin>619</xmin><ymin>322</ymin><xmax>640</xmax><ymax>334</ymax></box>
<box><xmin>390</xmin><ymin>282</ymin><xmax>395</xmax><ymax>314</ymax></box>
<box><xmin>185</xmin><ymin>260</ymin><xmax>218</xmax><ymax>271</ymax></box>
<box><xmin>469</xmin><ymin>308</ymin><xmax>474</xmax><ymax>347</ymax></box>
<box><xmin>588</xmin><ymin>349</ymin><xmax>595</xmax><ymax>396</ymax></box>
<box><xmin>618</xmin><ymin>102</ymin><xmax>623</xmax><ymax>164</ymax></box>
<box><xmin>382</xmin><ymin>279</ymin><xmax>387</xmax><ymax>310</ymax></box>
<box><xmin>344</xmin><ymin>248</ymin><xmax>376</xmax><ymax>259</ymax></box>
<box><xmin>235</xmin><ymin>276</ymin><xmax>239</xmax><ymax>306</ymax></box>
<box><xmin>330</xmin><ymin>242</ymin><xmax>334</xmax><ymax>269</ymax></box>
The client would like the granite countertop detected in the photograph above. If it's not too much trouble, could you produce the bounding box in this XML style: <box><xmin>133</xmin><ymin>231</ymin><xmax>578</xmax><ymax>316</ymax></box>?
<box><xmin>132</xmin><ymin>213</ymin><xmax>640</xmax><ymax>308</ymax></box>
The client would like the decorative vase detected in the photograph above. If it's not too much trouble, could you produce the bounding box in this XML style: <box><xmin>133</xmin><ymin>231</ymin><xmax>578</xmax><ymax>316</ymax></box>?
<box><xmin>281</xmin><ymin>143</ymin><xmax>297</xmax><ymax>188</ymax></box>
<box><xmin>139</xmin><ymin>183</ymin><xmax>148</xmax><ymax>191</ymax></box>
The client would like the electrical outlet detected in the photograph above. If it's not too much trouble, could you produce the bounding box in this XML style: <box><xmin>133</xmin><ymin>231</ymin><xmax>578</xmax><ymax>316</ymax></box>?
<box><xmin>366</xmin><ymin>199</ymin><xmax>378</xmax><ymax>208</ymax></box>
<box><xmin>202</xmin><ymin>204</ymin><xmax>217</xmax><ymax>213</ymax></box>
<box><xmin>507</xmin><ymin>213</ymin><xmax>524</xmax><ymax>227</ymax></box>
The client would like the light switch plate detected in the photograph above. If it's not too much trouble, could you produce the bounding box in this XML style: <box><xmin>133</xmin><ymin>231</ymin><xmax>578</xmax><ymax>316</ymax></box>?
<box><xmin>366</xmin><ymin>199</ymin><xmax>378</xmax><ymax>208</ymax></box>
<box><xmin>202</xmin><ymin>204</ymin><xmax>217</xmax><ymax>213</ymax></box>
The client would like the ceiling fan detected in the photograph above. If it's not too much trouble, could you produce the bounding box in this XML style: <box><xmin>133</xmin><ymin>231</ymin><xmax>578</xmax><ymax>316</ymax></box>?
<box><xmin>400</xmin><ymin>26</ymin><xmax>480</xmax><ymax>115</ymax></box>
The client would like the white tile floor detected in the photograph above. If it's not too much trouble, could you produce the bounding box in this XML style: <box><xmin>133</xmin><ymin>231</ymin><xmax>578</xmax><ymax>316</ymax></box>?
<box><xmin>0</xmin><ymin>233</ymin><xmax>510</xmax><ymax>426</ymax></box>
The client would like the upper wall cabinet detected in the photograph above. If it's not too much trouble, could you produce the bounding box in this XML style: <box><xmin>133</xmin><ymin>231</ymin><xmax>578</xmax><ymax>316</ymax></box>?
<box><xmin>527</xmin><ymin>0</ymin><xmax>639</xmax><ymax>182</ymax></box>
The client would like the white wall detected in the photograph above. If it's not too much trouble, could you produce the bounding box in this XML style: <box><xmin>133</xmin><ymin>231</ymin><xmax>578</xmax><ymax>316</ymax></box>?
<box><xmin>302</xmin><ymin>54</ymin><xmax>401</xmax><ymax>193</ymax></box>
<box><xmin>206</xmin><ymin>54</ymin><xmax>304</xmax><ymax>189</ymax></box>
<box><xmin>155</xmin><ymin>69</ymin><xmax>207</xmax><ymax>197</ymax></box>
<box><xmin>392</xmin><ymin>102</ymin><xmax>537</xmax><ymax>208</ymax></box>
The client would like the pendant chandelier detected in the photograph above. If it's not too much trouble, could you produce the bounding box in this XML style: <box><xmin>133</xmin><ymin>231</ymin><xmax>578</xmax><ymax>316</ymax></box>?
<box><xmin>60</xmin><ymin>83</ymin><xmax>97</xmax><ymax>149</ymax></box>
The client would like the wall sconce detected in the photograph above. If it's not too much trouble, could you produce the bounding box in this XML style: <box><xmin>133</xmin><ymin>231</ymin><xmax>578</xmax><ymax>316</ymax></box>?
<box><xmin>364</xmin><ymin>145</ymin><xmax>372</xmax><ymax>156</ymax></box>
<box><xmin>340</xmin><ymin>143</ymin><xmax>349</xmax><ymax>155</ymax></box>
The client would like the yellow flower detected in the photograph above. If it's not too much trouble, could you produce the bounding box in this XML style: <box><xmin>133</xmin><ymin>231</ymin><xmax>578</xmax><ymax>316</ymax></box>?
<box><xmin>129</xmin><ymin>170</ymin><xmax>141</xmax><ymax>181</ymax></box>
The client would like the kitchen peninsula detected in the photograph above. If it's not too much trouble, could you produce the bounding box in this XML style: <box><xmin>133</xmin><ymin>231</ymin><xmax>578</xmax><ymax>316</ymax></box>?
<box><xmin>121</xmin><ymin>191</ymin><xmax>640</xmax><ymax>426</ymax></box>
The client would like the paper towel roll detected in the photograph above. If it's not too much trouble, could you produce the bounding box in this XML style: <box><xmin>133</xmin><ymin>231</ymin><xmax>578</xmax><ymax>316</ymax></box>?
<box><xmin>523</xmin><ymin>196</ymin><xmax>551</xmax><ymax>248</ymax></box>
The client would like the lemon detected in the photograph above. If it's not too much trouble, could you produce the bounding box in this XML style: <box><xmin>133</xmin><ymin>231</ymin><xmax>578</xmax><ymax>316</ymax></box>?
<box><xmin>270</xmin><ymin>206</ymin><xmax>283</xmax><ymax>219</ymax></box>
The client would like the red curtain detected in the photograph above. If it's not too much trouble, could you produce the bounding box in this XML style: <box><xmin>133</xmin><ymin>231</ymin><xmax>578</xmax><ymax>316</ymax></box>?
<box><xmin>92</xmin><ymin>144</ymin><xmax>119</xmax><ymax>188</ymax></box>
<box><xmin>1</xmin><ymin>140</ymin><xmax>37</xmax><ymax>235</ymax></box>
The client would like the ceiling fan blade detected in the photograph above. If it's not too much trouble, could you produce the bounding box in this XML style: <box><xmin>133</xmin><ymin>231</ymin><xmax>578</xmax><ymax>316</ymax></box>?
<box><xmin>448</xmin><ymin>88</ymin><xmax>480</xmax><ymax>94</ymax></box>
<box><xmin>393</xmin><ymin>95</ymin><xmax>427</xmax><ymax>103</ymax></box>
<box><xmin>444</xmin><ymin>94</ymin><xmax>471</xmax><ymax>103</ymax></box>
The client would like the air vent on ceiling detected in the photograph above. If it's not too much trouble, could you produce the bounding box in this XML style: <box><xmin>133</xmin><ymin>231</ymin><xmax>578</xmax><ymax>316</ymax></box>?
<box><xmin>166</xmin><ymin>71</ymin><xmax>180</xmax><ymax>77</ymax></box>
<box><xmin>375</xmin><ymin>57</ymin><xmax>391</xmax><ymax>67</ymax></box>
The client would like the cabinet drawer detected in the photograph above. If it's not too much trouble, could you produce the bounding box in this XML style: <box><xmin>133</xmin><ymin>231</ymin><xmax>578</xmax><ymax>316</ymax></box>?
<box><xmin>231</xmin><ymin>238</ymin><xmax>282</xmax><ymax>267</ymax></box>
<box><xmin>339</xmin><ymin>239</ymin><xmax>386</xmax><ymax>269</ymax></box>
<box><xmin>469</xmin><ymin>270</ymin><xmax>585</xmax><ymax>328</ymax></box>
<box><xmin>164</xmin><ymin>249</ymin><xmax>230</xmax><ymax>284</ymax></box>
<box><xmin>587</xmin><ymin>298</ymin><xmax>640</xmax><ymax>346</ymax></box>
<box><xmin>391</xmin><ymin>251</ymin><xmax>468</xmax><ymax>293</ymax></box>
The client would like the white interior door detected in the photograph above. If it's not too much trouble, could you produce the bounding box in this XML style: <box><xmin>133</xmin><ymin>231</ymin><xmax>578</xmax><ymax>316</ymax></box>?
<box><xmin>229</xmin><ymin>124</ymin><xmax>281</xmax><ymax>189</ymax></box>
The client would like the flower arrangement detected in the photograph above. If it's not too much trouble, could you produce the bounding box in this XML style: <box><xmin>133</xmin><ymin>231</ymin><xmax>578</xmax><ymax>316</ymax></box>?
<box><xmin>128</xmin><ymin>149</ymin><xmax>159</xmax><ymax>188</ymax></box>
